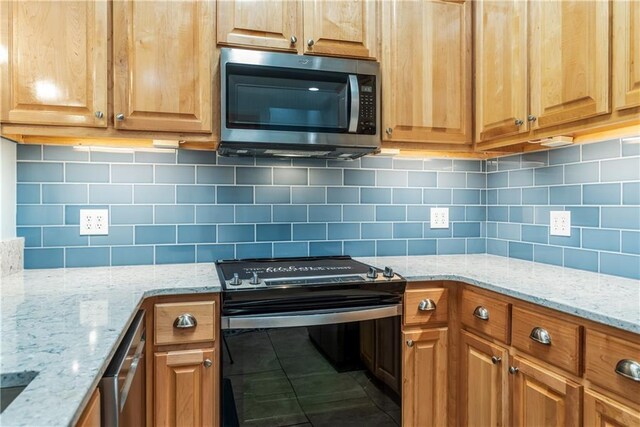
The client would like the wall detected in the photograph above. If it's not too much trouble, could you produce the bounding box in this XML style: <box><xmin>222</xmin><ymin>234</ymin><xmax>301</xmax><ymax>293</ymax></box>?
<box><xmin>486</xmin><ymin>137</ymin><xmax>640</xmax><ymax>280</ymax></box>
<box><xmin>1</xmin><ymin>137</ymin><xmax>17</xmax><ymax>239</ymax></box>
<box><xmin>16</xmin><ymin>145</ymin><xmax>486</xmax><ymax>269</ymax></box>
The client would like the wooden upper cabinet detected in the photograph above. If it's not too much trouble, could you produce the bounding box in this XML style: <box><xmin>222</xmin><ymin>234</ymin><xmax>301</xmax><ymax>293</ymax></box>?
<box><xmin>402</xmin><ymin>328</ymin><xmax>448</xmax><ymax>427</ymax></box>
<box><xmin>217</xmin><ymin>0</ymin><xmax>301</xmax><ymax>53</ymax></box>
<box><xmin>613</xmin><ymin>0</ymin><xmax>640</xmax><ymax>111</ymax></box>
<box><xmin>0</xmin><ymin>1</ymin><xmax>107</xmax><ymax>127</ymax></box>
<box><xmin>529</xmin><ymin>0</ymin><xmax>610</xmax><ymax>130</ymax></box>
<box><xmin>381</xmin><ymin>0</ymin><xmax>471</xmax><ymax>145</ymax></box>
<box><xmin>511</xmin><ymin>355</ymin><xmax>581</xmax><ymax>427</ymax></box>
<box><xmin>155</xmin><ymin>348</ymin><xmax>216</xmax><ymax>427</ymax></box>
<box><xmin>113</xmin><ymin>0</ymin><xmax>215</xmax><ymax>133</ymax></box>
<box><xmin>460</xmin><ymin>331</ymin><xmax>509</xmax><ymax>427</ymax></box>
<box><xmin>303</xmin><ymin>0</ymin><xmax>377</xmax><ymax>59</ymax></box>
<box><xmin>474</xmin><ymin>0</ymin><xmax>528</xmax><ymax>142</ymax></box>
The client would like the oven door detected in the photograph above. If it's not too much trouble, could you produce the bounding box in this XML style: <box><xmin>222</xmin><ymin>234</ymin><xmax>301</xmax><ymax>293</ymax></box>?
<box><xmin>221</xmin><ymin>306</ymin><xmax>402</xmax><ymax>427</ymax></box>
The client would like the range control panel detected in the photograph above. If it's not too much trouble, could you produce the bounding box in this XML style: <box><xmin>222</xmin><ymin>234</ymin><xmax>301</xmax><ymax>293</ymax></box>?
<box><xmin>357</xmin><ymin>75</ymin><xmax>376</xmax><ymax>135</ymax></box>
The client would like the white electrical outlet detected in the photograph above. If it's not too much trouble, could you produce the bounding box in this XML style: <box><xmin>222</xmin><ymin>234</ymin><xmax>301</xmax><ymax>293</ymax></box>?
<box><xmin>550</xmin><ymin>211</ymin><xmax>571</xmax><ymax>237</ymax></box>
<box><xmin>430</xmin><ymin>207</ymin><xmax>449</xmax><ymax>229</ymax></box>
<box><xmin>80</xmin><ymin>209</ymin><xmax>109</xmax><ymax>236</ymax></box>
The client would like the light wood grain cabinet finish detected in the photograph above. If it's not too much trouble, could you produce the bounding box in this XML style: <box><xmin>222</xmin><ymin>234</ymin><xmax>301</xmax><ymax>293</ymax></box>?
<box><xmin>154</xmin><ymin>301</ymin><xmax>216</xmax><ymax>346</ymax></box>
<box><xmin>113</xmin><ymin>0</ymin><xmax>215</xmax><ymax>133</ymax></box>
<box><xmin>474</xmin><ymin>0</ymin><xmax>528</xmax><ymax>141</ymax></box>
<box><xmin>584</xmin><ymin>389</ymin><xmax>640</xmax><ymax>427</ymax></box>
<box><xmin>510</xmin><ymin>355</ymin><xmax>581</xmax><ymax>427</ymax></box>
<box><xmin>303</xmin><ymin>0</ymin><xmax>377</xmax><ymax>59</ymax></box>
<box><xmin>74</xmin><ymin>388</ymin><xmax>101</xmax><ymax>427</ymax></box>
<box><xmin>460</xmin><ymin>288</ymin><xmax>510</xmax><ymax>343</ymax></box>
<box><xmin>381</xmin><ymin>0</ymin><xmax>471</xmax><ymax>145</ymax></box>
<box><xmin>404</xmin><ymin>287</ymin><xmax>448</xmax><ymax>326</ymax></box>
<box><xmin>0</xmin><ymin>1</ymin><xmax>107</xmax><ymax>127</ymax></box>
<box><xmin>613</xmin><ymin>0</ymin><xmax>640</xmax><ymax>111</ymax></box>
<box><xmin>529</xmin><ymin>0</ymin><xmax>610</xmax><ymax>130</ymax></box>
<box><xmin>217</xmin><ymin>0</ymin><xmax>301</xmax><ymax>52</ymax></box>
<box><xmin>459</xmin><ymin>331</ymin><xmax>509</xmax><ymax>427</ymax></box>
<box><xmin>154</xmin><ymin>348</ymin><xmax>216</xmax><ymax>427</ymax></box>
<box><xmin>402</xmin><ymin>328</ymin><xmax>448</xmax><ymax>427</ymax></box>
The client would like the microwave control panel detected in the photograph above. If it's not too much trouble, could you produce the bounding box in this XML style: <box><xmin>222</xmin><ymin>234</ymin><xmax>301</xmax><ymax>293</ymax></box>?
<box><xmin>357</xmin><ymin>75</ymin><xmax>376</xmax><ymax>135</ymax></box>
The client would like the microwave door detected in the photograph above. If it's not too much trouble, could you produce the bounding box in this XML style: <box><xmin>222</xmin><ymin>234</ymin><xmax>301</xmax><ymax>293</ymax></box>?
<box><xmin>348</xmin><ymin>75</ymin><xmax>359</xmax><ymax>133</ymax></box>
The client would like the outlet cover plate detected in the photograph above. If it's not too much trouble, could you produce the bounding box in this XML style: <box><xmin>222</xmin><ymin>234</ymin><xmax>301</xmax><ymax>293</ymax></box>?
<box><xmin>79</xmin><ymin>209</ymin><xmax>109</xmax><ymax>236</ymax></box>
<box><xmin>550</xmin><ymin>211</ymin><xmax>571</xmax><ymax>237</ymax></box>
<box><xmin>430</xmin><ymin>207</ymin><xmax>449</xmax><ymax>229</ymax></box>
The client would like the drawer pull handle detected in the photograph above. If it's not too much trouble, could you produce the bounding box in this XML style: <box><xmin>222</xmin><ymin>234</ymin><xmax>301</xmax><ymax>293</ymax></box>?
<box><xmin>529</xmin><ymin>327</ymin><xmax>552</xmax><ymax>345</ymax></box>
<box><xmin>473</xmin><ymin>306</ymin><xmax>489</xmax><ymax>321</ymax></box>
<box><xmin>615</xmin><ymin>359</ymin><xmax>640</xmax><ymax>382</ymax></box>
<box><xmin>418</xmin><ymin>299</ymin><xmax>436</xmax><ymax>311</ymax></box>
<box><xmin>173</xmin><ymin>313</ymin><xmax>197</xmax><ymax>329</ymax></box>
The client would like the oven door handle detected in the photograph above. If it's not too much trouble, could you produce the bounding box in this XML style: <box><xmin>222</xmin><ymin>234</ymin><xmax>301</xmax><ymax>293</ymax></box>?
<box><xmin>221</xmin><ymin>304</ymin><xmax>402</xmax><ymax>329</ymax></box>
<box><xmin>348</xmin><ymin>74</ymin><xmax>359</xmax><ymax>133</ymax></box>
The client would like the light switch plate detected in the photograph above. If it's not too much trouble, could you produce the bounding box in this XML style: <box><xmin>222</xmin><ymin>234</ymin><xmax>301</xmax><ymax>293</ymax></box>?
<box><xmin>430</xmin><ymin>207</ymin><xmax>449</xmax><ymax>229</ymax></box>
<box><xmin>79</xmin><ymin>209</ymin><xmax>109</xmax><ymax>236</ymax></box>
<box><xmin>550</xmin><ymin>211</ymin><xmax>571</xmax><ymax>237</ymax></box>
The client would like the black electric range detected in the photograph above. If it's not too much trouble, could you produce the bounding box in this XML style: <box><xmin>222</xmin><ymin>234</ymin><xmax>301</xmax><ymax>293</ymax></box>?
<box><xmin>215</xmin><ymin>256</ymin><xmax>406</xmax><ymax>316</ymax></box>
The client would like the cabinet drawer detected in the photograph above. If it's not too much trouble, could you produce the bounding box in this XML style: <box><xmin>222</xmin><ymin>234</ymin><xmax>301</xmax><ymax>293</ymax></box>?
<box><xmin>404</xmin><ymin>288</ymin><xmax>448</xmax><ymax>326</ymax></box>
<box><xmin>460</xmin><ymin>289</ymin><xmax>510</xmax><ymax>343</ymax></box>
<box><xmin>585</xmin><ymin>329</ymin><xmax>640</xmax><ymax>404</ymax></box>
<box><xmin>511</xmin><ymin>306</ymin><xmax>582</xmax><ymax>375</ymax></box>
<box><xmin>154</xmin><ymin>301</ymin><xmax>215</xmax><ymax>346</ymax></box>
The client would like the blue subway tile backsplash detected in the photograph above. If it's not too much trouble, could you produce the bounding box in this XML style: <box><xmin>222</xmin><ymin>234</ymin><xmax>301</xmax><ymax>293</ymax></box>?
<box><xmin>15</xmin><ymin>138</ymin><xmax>639</xmax><ymax>279</ymax></box>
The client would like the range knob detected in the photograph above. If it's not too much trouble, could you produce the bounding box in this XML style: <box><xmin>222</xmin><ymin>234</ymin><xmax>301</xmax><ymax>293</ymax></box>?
<box><xmin>250</xmin><ymin>272</ymin><xmax>261</xmax><ymax>285</ymax></box>
<box><xmin>229</xmin><ymin>273</ymin><xmax>242</xmax><ymax>286</ymax></box>
<box><xmin>366</xmin><ymin>266</ymin><xmax>378</xmax><ymax>279</ymax></box>
<box><xmin>383</xmin><ymin>267</ymin><xmax>394</xmax><ymax>278</ymax></box>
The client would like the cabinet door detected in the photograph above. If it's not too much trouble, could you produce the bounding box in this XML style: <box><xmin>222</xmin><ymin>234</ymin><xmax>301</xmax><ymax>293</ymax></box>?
<box><xmin>75</xmin><ymin>388</ymin><xmax>101</xmax><ymax>427</ymax></box>
<box><xmin>613</xmin><ymin>0</ymin><xmax>640</xmax><ymax>111</ymax></box>
<box><xmin>511</xmin><ymin>356</ymin><xmax>581</xmax><ymax>427</ymax></box>
<box><xmin>374</xmin><ymin>317</ymin><xmax>401</xmax><ymax>394</ymax></box>
<box><xmin>474</xmin><ymin>0</ymin><xmax>528</xmax><ymax>141</ymax></box>
<box><xmin>381</xmin><ymin>0</ymin><xmax>471</xmax><ymax>145</ymax></box>
<box><xmin>0</xmin><ymin>1</ymin><xmax>107</xmax><ymax>127</ymax></box>
<box><xmin>155</xmin><ymin>348</ymin><xmax>216</xmax><ymax>427</ymax></box>
<box><xmin>402</xmin><ymin>328</ymin><xmax>448</xmax><ymax>427</ymax></box>
<box><xmin>303</xmin><ymin>0</ymin><xmax>377</xmax><ymax>59</ymax></box>
<box><xmin>360</xmin><ymin>320</ymin><xmax>375</xmax><ymax>372</ymax></box>
<box><xmin>584</xmin><ymin>389</ymin><xmax>640</xmax><ymax>427</ymax></box>
<box><xmin>529</xmin><ymin>0</ymin><xmax>610</xmax><ymax>129</ymax></box>
<box><xmin>113</xmin><ymin>0</ymin><xmax>215</xmax><ymax>133</ymax></box>
<box><xmin>460</xmin><ymin>331</ymin><xmax>509</xmax><ymax>427</ymax></box>
<box><xmin>217</xmin><ymin>0</ymin><xmax>301</xmax><ymax>53</ymax></box>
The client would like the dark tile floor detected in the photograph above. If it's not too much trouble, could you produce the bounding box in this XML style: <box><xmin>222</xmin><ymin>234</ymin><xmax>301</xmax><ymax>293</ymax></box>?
<box><xmin>223</xmin><ymin>327</ymin><xmax>400</xmax><ymax>427</ymax></box>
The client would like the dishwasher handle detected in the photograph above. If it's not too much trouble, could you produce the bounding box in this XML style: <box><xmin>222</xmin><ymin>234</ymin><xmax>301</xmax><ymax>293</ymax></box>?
<box><xmin>118</xmin><ymin>336</ymin><xmax>145</xmax><ymax>412</ymax></box>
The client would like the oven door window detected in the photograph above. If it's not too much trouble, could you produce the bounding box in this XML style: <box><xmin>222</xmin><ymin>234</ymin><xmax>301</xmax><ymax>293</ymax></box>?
<box><xmin>226</xmin><ymin>64</ymin><xmax>350</xmax><ymax>133</ymax></box>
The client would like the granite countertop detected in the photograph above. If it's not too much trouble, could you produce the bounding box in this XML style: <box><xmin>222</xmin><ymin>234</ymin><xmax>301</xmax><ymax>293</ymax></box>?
<box><xmin>1</xmin><ymin>254</ymin><xmax>639</xmax><ymax>426</ymax></box>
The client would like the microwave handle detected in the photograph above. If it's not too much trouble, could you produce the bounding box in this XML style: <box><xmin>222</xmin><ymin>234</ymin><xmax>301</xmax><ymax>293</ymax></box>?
<box><xmin>348</xmin><ymin>75</ymin><xmax>359</xmax><ymax>133</ymax></box>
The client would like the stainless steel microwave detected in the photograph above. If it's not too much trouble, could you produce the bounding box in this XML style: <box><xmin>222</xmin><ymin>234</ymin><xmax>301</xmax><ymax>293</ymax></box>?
<box><xmin>219</xmin><ymin>48</ymin><xmax>380</xmax><ymax>159</ymax></box>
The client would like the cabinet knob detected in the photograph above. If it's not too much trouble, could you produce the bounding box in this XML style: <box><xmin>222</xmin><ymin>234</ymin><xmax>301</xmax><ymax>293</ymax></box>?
<box><xmin>173</xmin><ymin>313</ymin><xmax>197</xmax><ymax>329</ymax></box>
<box><xmin>509</xmin><ymin>366</ymin><xmax>519</xmax><ymax>375</ymax></box>
<box><xmin>290</xmin><ymin>35</ymin><xmax>297</xmax><ymax>44</ymax></box>
<box><xmin>529</xmin><ymin>327</ymin><xmax>552</xmax><ymax>345</ymax></box>
<box><xmin>473</xmin><ymin>305</ymin><xmax>489</xmax><ymax>321</ymax></box>
<box><xmin>491</xmin><ymin>356</ymin><xmax>502</xmax><ymax>365</ymax></box>
<box><xmin>406</xmin><ymin>339</ymin><xmax>414</xmax><ymax>347</ymax></box>
<box><xmin>94</xmin><ymin>111</ymin><xmax>104</xmax><ymax>119</ymax></box>
<box><xmin>307</xmin><ymin>39</ymin><xmax>315</xmax><ymax>47</ymax></box>
<box><xmin>385</xmin><ymin>127</ymin><xmax>393</xmax><ymax>135</ymax></box>
<box><xmin>615</xmin><ymin>359</ymin><xmax>640</xmax><ymax>382</ymax></box>
<box><xmin>418</xmin><ymin>299</ymin><xmax>436</xmax><ymax>312</ymax></box>
<box><xmin>116</xmin><ymin>113</ymin><xmax>125</xmax><ymax>121</ymax></box>
<box><xmin>203</xmin><ymin>359</ymin><xmax>212</xmax><ymax>368</ymax></box>
<box><xmin>515</xmin><ymin>118</ymin><xmax>524</xmax><ymax>126</ymax></box>
<box><xmin>527</xmin><ymin>114</ymin><xmax>537</xmax><ymax>122</ymax></box>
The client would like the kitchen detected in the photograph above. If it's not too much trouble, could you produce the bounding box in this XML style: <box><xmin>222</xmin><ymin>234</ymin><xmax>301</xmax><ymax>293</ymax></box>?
<box><xmin>0</xmin><ymin>0</ymin><xmax>639</xmax><ymax>426</ymax></box>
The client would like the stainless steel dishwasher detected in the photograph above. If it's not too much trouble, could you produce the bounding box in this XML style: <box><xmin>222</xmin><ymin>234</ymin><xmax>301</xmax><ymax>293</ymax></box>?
<box><xmin>100</xmin><ymin>310</ymin><xmax>146</xmax><ymax>427</ymax></box>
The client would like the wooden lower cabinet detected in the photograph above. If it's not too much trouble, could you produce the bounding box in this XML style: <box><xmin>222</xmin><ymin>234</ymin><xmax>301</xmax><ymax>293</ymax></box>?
<box><xmin>154</xmin><ymin>348</ymin><xmax>217</xmax><ymax>427</ymax></box>
<box><xmin>510</xmin><ymin>355</ymin><xmax>581</xmax><ymax>427</ymax></box>
<box><xmin>75</xmin><ymin>388</ymin><xmax>101</xmax><ymax>427</ymax></box>
<box><xmin>584</xmin><ymin>389</ymin><xmax>640</xmax><ymax>427</ymax></box>
<box><xmin>402</xmin><ymin>327</ymin><xmax>448</xmax><ymax>427</ymax></box>
<box><xmin>459</xmin><ymin>331</ymin><xmax>509</xmax><ymax>427</ymax></box>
